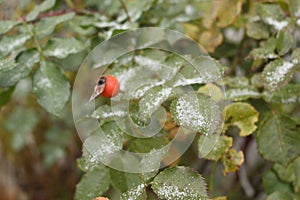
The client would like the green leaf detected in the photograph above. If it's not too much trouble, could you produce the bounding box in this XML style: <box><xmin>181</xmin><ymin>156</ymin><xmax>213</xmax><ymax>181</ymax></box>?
<box><xmin>263</xmin><ymin>170</ymin><xmax>292</xmax><ymax>195</ymax></box>
<box><xmin>33</xmin><ymin>62</ymin><xmax>70</xmax><ymax>116</ymax></box>
<box><xmin>262</xmin><ymin>84</ymin><xmax>300</xmax><ymax>104</ymax></box>
<box><xmin>171</xmin><ymin>93</ymin><xmax>221</xmax><ymax>134</ymax></box>
<box><xmin>56</xmin><ymin>50</ymin><xmax>87</xmax><ymax>71</ymax></box>
<box><xmin>151</xmin><ymin>166</ymin><xmax>208</xmax><ymax>200</ymax></box>
<box><xmin>0</xmin><ymin>49</ymin><xmax>39</xmax><ymax>87</ymax></box>
<box><xmin>223</xmin><ymin>76</ymin><xmax>249</xmax><ymax>87</ymax></box>
<box><xmin>291</xmin><ymin>48</ymin><xmax>300</xmax><ymax>65</ymax></box>
<box><xmin>121</xmin><ymin>183</ymin><xmax>147</xmax><ymax>200</ymax></box>
<box><xmin>43</xmin><ymin>37</ymin><xmax>86</xmax><ymax>59</ymax></box>
<box><xmin>273</xmin><ymin>163</ymin><xmax>294</xmax><ymax>183</ymax></box>
<box><xmin>246</xmin><ymin>21</ymin><xmax>270</xmax><ymax>39</ymax></box>
<box><xmin>110</xmin><ymin>168</ymin><xmax>144</xmax><ymax>193</ymax></box>
<box><xmin>221</xmin><ymin>148</ymin><xmax>244</xmax><ymax>174</ymax></box>
<box><xmin>117</xmin><ymin>0</ymin><xmax>155</xmax><ymax>22</ymax></box>
<box><xmin>289</xmin><ymin>0</ymin><xmax>300</xmax><ymax>17</ymax></box>
<box><xmin>139</xmin><ymin>147</ymin><xmax>169</xmax><ymax>173</ymax></box>
<box><xmin>5</xmin><ymin>107</ymin><xmax>38</xmax><ymax>151</ymax></box>
<box><xmin>199</xmin><ymin>135</ymin><xmax>232</xmax><ymax>161</ymax></box>
<box><xmin>226</xmin><ymin>86</ymin><xmax>261</xmax><ymax>101</ymax></box>
<box><xmin>257</xmin><ymin>115</ymin><xmax>300</xmax><ymax>164</ymax></box>
<box><xmin>197</xmin><ymin>133</ymin><xmax>220</xmax><ymax>158</ymax></box>
<box><xmin>76</xmin><ymin>157</ymin><xmax>87</xmax><ymax>172</ymax></box>
<box><xmin>0</xmin><ymin>20</ymin><xmax>20</xmax><ymax>34</ymax></box>
<box><xmin>0</xmin><ymin>33</ymin><xmax>31</xmax><ymax>56</ymax></box>
<box><xmin>276</xmin><ymin>31</ymin><xmax>293</xmax><ymax>56</ymax></box>
<box><xmin>257</xmin><ymin>3</ymin><xmax>288</xmax><ymax>31</ymax></box>
<box><xmin>34</xmin><ymin>13</ymin><xmax>75</xmax><ymax>38</ymax></box>
<box><xmin>262</xmin><ymin>59</ymin><xmax>297</xmax><ymax>91</ymax></box>
<box><xmin>91</xmin><ymin>105</ymin><xmax>127</xmax><ymax>121</ymax></box>
<box><xmin>139</xmin><ymin>86</ymin><xmax>172</xmax><ymax>121</ymax></box>
<box><xmin>250</xmin><ymin>38</ymin><xmax>278</xmax><ymax>60</ymax></box>
<box><xmin>274</xmin><ymin>157</ymin><xmax>300</xmax><ymax>191</ymax></box>
<box><xmin>198</xmin><ymin>83</ymin><xmax>224</xmax><ymax>102</ymax></box>
<box><xmin>257</xmin><ymin>3</ymin><xmax>284</xmax><ymax>20</ymax></box>
<box><xmin>0</xmin><ymin>57</ymin><xmax>32</xmax><ymax>87</ymax></box>
<box><xmin>173</xmin><ymin>56</ymin><xmax>225</xmax><ymax>87</ymax></box>
<box><xmin>250</xmin><ymin>73</ymin><xmax>263</xmax><ymax>88</ymax></box>
<box><xmin>225</xmin><ymin>102</ymin><xmax>259</xmax><ymax>136</ymax></box>
<box><xmin>82</xmin><ymin>122</ymin><xmax>123</xmax><ymax>170</ymax></box>
<box><xmin>17</xmin><ymin>49</ymin><xmax>40</xmax><ymax>68</ymax></box>
<box><xmin>26</xmin><ymin>0</ymin><xmax>56</xmax><ymax>21</ymax></box>
<box><xmin>266</xmin><ymin>191</ymin><xmax>293</xmax><ymax>200</ymax></box>
<box><xmin>129</xmin><ymin>136</ymin><xmax>169</xmax><ymax>153</ymax></box>
<box><xmin>75</xmin><ymin>166</ymin><xmax>110</xmax><ymax>200</ymax></box>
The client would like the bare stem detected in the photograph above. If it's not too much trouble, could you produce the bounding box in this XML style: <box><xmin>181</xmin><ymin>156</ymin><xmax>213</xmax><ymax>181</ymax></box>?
<box><xmin>119</xmin><ymin>0</ymin><xmax>131</xmax><ymax>22</ymax></box>
<box><xmin>209</xmin><ymin>161</ymin><xmax>218</xmax><ymax>195</ymax></box>
<box><xmin>22</xmin><ymin>21</ymin><xmax>45</xmax><ymax>61</ymax></box>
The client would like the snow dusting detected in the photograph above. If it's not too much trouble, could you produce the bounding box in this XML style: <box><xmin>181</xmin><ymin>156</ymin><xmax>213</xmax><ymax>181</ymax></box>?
<box><xmin>36</xmin><ymin>77</ymin><xmax>52</xmax><ymax>88</ymax></box>
<box><xmin>265</xmin><ymin>61</ymin><xmax>294</xmax><ymax>88</ymax></box>
<box><xmin>0</xmin><ymin>34</ymin><xmax>30</xmax><ymax>52</ymax></box>
<box><xmin>123</xmin><ymin>184</ymin><xmax>145</xmax><ymax>200</ymax></box>
<box><xmin>265</xmin><ymin>17</ymin><xmax>288</xmax><ymax>30</ymax></box>
<box><xmin>134</xmin><ymin>55</ymin><xmax>163</xmax><ymax>71</ymax></box>
<box><xmin>143</xmin><ymin>87</ymin><xmax>172</xmax><ymax>113</ymax></box>
<box><xmin>85</xmin><ymin>129</ymin><xmax>122</xmax><ymax>165</ymax></box>
<box><xmin>175</xmin><ymin>95</ymin><xmax>208</xmax><ymax>131</ymax></box>
<box><xmin>227</xmin><ymin>88</ymin><xmax>260</xmax><ymax>100</ymax></box>
<box><xmin>156</xmin><ymin>184</ymin><xmax>204</xmax><ymax>200</ymax></box>
<box><xmin>173</xmin><ymin>77</ymin><xmax>207</xmax><ymax>87</ymax></box>
<box><xmin>132</xmin><ymin>80</ymin><xmax>166</xmax><ymax>99</ymax></box>
<box><xmin>92</xmin><ymin>110</ymin><xmax>127</xmax><ymax>119</ymax></box>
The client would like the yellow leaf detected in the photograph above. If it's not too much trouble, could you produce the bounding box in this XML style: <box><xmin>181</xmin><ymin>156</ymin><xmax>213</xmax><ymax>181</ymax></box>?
<box><xmin>199</xmin><ymin>30</ymin><xmax>223</xmax><ymax>53</ymax></box>
<box><xmin>222</xmin><ymin>148</ymin><xmax>244</xmax><ymax>175</ymax></box>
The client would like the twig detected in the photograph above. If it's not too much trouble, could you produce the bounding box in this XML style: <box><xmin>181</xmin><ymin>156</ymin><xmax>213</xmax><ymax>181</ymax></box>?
<box><xmin>22</xmin><ymin>21</ymin><xmax>45</xmax><ymax>61</ymax></box>
<box><xmin>119</xmin><ymin>0</ymin><xmax>131</xmax><ymax>22</ymax></box>
<box><xmin>208</xmin><ymin>161</ymin><xmax>218</xmax><ymax>195</ymax></box>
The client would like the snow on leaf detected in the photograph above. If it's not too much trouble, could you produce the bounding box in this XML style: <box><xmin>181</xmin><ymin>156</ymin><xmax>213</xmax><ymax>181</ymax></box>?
<box><xmin>263</xmin><ymin>84</ymin><xmax>300</xmax><ymax>104</ymax></box>
<box><xmin>83</xmin><ymin>123</ymin><xmax>123</xmax><ymax>169</ymax></box>
<box><xmin>151</xmin><ymin>166</ymin><xmax>208</xmax><ymax>200</ymax></box>
<box><xmin>226</xmin><ymin>87</ymin><xmax>261</xmax><ymax>101</ymax></box>
<box><xmin>262</xmin><ymin>59</ymin><xmax>296</xmax><ymax>91</ymax></box>
<box><xmin>33</xmin><ymin>62</ymin><xmax>70</xmax><ymax>116</ymax></box>
<box><xmin>139</xmin><ymin>86</ymin><xmax>172</xmax><ymax>120</ymax></box>
<box><xmin>265</xmin><ymin>17</ymin><xmax>288</xmax><ymax>31</ymax></box>
<box><xmin>91</xmin><ymin>105</ymin><xmax>127</xmax><ymax>120</ymax></box>
<box><xmin>74</xmin><ymin>166</ymin><xmax>110</xmax><ymax>200</ymax></box>
<box><xmin>0</xmin><ymin>33</ymin><xmax>31</xmax><ymax>56</ymax></box>
<box><xmin>43</xmin><ymin>37</ymin><xmax>85</xmax><ymax>59</ymax></box>
<box><xmin>171</xmin><ymin>93</ymin><xmax>221</xmax><ymax>135</ymax></box>
<box><xmin>0</xmin><ymin>57</ymin><xmax>33</xmax><ymax>87</ymax></box>
<box><xmin>121</xmin><ymin>183</ymin><xmax>147</xmax><ymax>200</ymax></box>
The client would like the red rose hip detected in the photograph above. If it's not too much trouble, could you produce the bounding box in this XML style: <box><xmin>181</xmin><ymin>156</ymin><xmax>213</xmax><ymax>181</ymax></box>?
<box><xmin>89</xmin><ymin>75</ymin><xmax>120</xmax><ymax>101</ymax></box>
